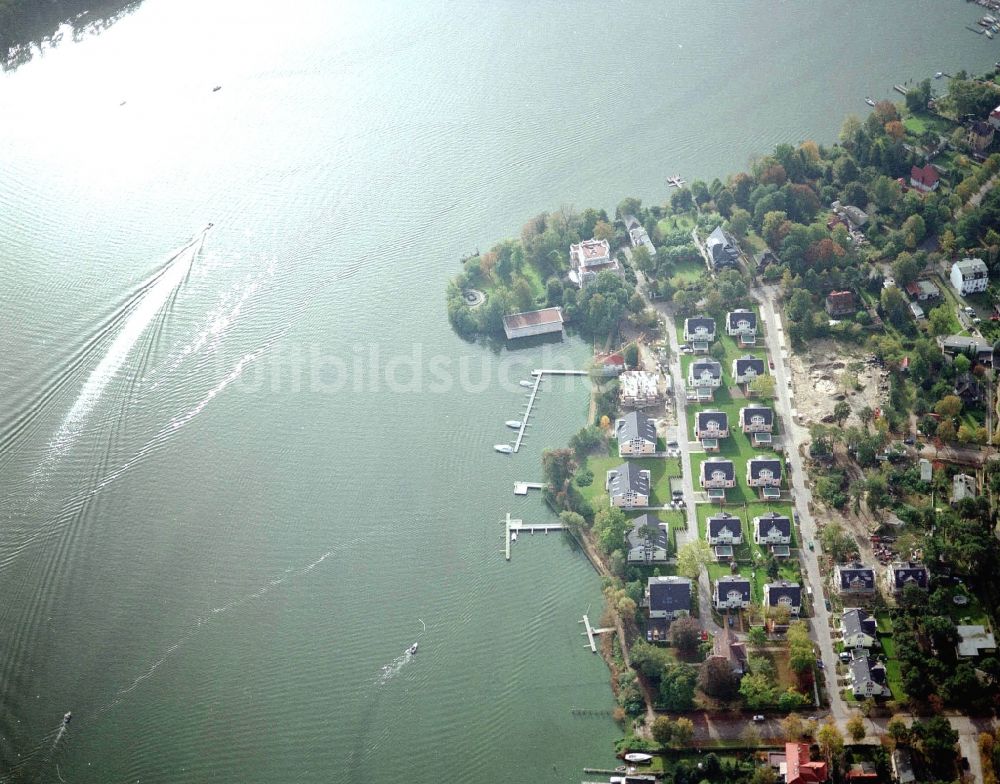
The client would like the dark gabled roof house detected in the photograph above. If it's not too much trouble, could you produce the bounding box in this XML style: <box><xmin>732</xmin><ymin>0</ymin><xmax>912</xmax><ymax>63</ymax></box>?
<box><xmin>616</xmin><ymin>410</ymin><xmax>657</xmax><ymax>446</ymax></box>
<box><xmin>764</xmin><ymin>581</ymin><xmax>802</xmax><ymax>613</ymax></box>
<box><xmin>825</xmin><ymin>290</ymin><xmax>856</xmax><ymax>317</ymax></box>
<box><xmin>647</xmin><ymin>576</ymin><xmax>692</xmax><ymax>618</ymax></box>
<box><xmin>696</xmin><ymin>410</ymin><xmax>729</xmax><ymax>434</ymax></box>
<box><xmin>740</xmin><ymin>405</ymin><xmax>774</xmax><ymax>430</ymax></box>
<box><xmin>707</xmin><ymin>513</ymin><xmax>742</xmax><ymax>541</ymax></box>
<box><xmin>836</xmin><ymin>565</ymin><xmax>876</xmax><ymax>594</ymax></box>
<box><xmin>754</xmin><ymin>512</ymin><xmax>791</xmax><ymax>541</ymax></box>
<box><xmin>626</xmin><ymin>513</ymin><xmax>670</xmax><ymax>563</ymax></box>
<box><xmin>733</xmin><ymin>356</ymin><xmax>766</xmax><ymax>380</ymax></box>
<box><xmin>700</xmin><ymin>458</ymin><xmax>735</xmax><ymax>484</ymax></box>
<box><xmin>727</xmin><ymin>309</ymin><xmax>757</xmax><ymax>334</ymax></box>
<box><xmin>889</xmin><ymin>562</ymin><xmax>929</xmax><ymax>593</ymax></box>
<box><xmin>850</xmin><ymin>655</ymin><xmax>890</xmax><ymax>698</ymax></box>
<box><xmin>747</xmin><ymin>457</ymin><xmax>782</xmax><ymax>484</ymax></box>
<box><xmin>715</xmin><ymin>575</ymin><xmax>752</xmax><ymax>607</ymax></box>
<box><xmin>706</xmin><ymin>226</ymin><xmax>740</xmax><ymax>268</ymax></box>
<box><xmin>841</xmin><ymin>608</ymin><xmax>877</xmax><ymax>641</ymax></box>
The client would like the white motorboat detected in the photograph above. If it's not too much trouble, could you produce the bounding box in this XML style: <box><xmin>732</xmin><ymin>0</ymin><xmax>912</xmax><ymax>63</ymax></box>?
<box><xmin>505</xmin><ymin>420</ymin><xmax>522</xmax><ymax>429</ymax></box>
<box><xmin>864</xmin><ymin>97</ymin><xmax>876</xmax><ymax>107</ymax></box>
<box><xmin>519</xmin><ymin>380</ymin><xmax>534</xmax><ymax>388</ymax></box>
<box><xmin>511</xmin><ymin>531</ymin><xmax>517</xmax><ymax>542</ymax></box>
<box><xmin>934</xmin><ymin>72</ymin><xmax>943</xmax><ymax>78</ymax></box>
<box><xmin>407</xmin><ymin>642</ymin><xmax>418</xmax><ymax>655</ymax></box>
<box><xmin>494</xmin><ymin>444</ymin><xmax>514</xmax><ymax>454</ymax></box>
<box><xmin>624</xmin><ymin>753</ymin><xmax>653</xmax><ymax>764</ymax></box>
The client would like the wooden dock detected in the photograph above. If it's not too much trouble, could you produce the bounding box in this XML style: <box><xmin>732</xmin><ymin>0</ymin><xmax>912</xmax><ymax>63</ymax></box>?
<box><xmin>532</xmin><ymin>368</ymin><xmax>589</xmax><ymax>376</ymax></box>
<box><xmin>504</xmin><ymin>512</ymin><xmax>565</xmax><ymax>560</ymax></box>
<box><xmin>513</xmin><ymin>374</ymin><xmax>542</xmax><ymax>452</ymax></box>
<box><xmin>893</xmin><ymin>84</ymin><xmax>908</xmax><ymax>95</ymax></box>
<box><xmin>579</xmin><ymin>613</ymin><xmax>615</xmax><ymax>653</ymax></box>
<box><xmin>514</xmin><ymin>482</ymin><xmax>544</xmax><ymax>495</ymax></box>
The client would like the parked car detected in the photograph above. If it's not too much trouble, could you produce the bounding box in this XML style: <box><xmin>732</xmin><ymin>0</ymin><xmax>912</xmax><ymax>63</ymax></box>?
<box><xmin>768</xmin><ymin>359</ymin><xmax>775</xmax><ymax>369</ymax></box>
<box><xmin>807</xmin><ymin>541</ymin><xmax>814</xmax><ymax>551</ymax></box>
<box><xmin>666</xmin><ymin>440</ymin><xmax>679</xmax><ymax>449</ymax></box>
<box><xmin>839</xmin><ymin>651</ymin><xmax>852</xmax><ymax>662</ymax></box>
<box><xmin>752</xmin><ymin>715</ymin><xmax>765</xmax><ymax>722</ymax></box>
<box><xmin>964</xmin><ymin>306</ymin><xmax>976</xmax><ymax>315</ymax></box>
<box><xmin>825</xmin><ymin>598</ymin><xmax>832</xmax><ymax>611</ymax></box>
<box><xmin>903</xmin><ymin>436</ymin><xmax>915</xmax><ymax>445</ymax></box>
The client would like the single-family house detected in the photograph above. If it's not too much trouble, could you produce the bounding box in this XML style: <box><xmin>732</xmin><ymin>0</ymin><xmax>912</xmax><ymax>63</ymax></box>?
<box><xmin>699</xmin><ymin>458</ymin><xmax>735</xmax><ymax>490</ymax></box>
<box><xmin>568</xmin><ymin>238</ymin><xmax>619</xmax><ymax>288</ymax></box>
<box><xmin>615</xmin><ymin>411</ymin><xmax>657</xmax><ymax>457</ymax></box>
<box><xmin>850</xmin><ymin>655</ymin><xmax>891</xmax><ymax>698</ymax></box>
<box><xmin>909</xmin><ymin>163</ymin><xmax>940</xmax><ymax>193</ymax></box>
<box><xmin>607</xmin><ymin>463</ymin><xmax>650</xmax><ymax>508</ymax></box>
<box><xmin>706</xmin><ymin>512</ymin><xmax>743</xmax><ymax>545</ymax></box>
<box><xmin>732</xmin><ymin>355</ymin><xmax>766</xmax><ymax>385</ymax></box>
<box><xmin>939</xmin><ymin>334</ymin><xmax>994</xmax><ymax>366</ymax></box>
<box><xmin>835</xmin><ymin>565</ymin><xmax>876</xmax><ymax>596</ymax></box>
<box><xmin>746</xmin><ymin>457</ymin><xmax>782</xmax><ymax>488</ymax></box>
<box><xmin>695</xmin><ymin>410</ymin><xmax>729</xmax><ymax>451</ymax></box>
<box><xmin>957</xmin><ymin>624</ymin><xmax>997</xmax><ymax>658</ymax></box>
<box><xmin>753</xmin><ymin>512</ymin><xmax>791</xmax><ymax>546</ymax></box>
<box><xmin>954</xmin><ymin>372</ymin><xmax>983</xmax><ymax>405</ymax></box>
<box><xmin>624</xmin><ymin>214</ymin><xmax>657</xmax><ymax>258</ymax></box>
<box><xmin>905</xmin><ymin>279</ymin><xmax>941</xmax><ymax>301</ymax></box>
<box><xmin>952</xmin><ymin>473</ymin><xmax>978</xmax><ymax>504</ymax></box>
<box><xmin>740</xmin><ymin>405</ymin><xmax>774</xmax><ymax>444</ymax></box>
<box><xmin>909</xmin><ymin>301</ymin><xmax>925</xmax><ymax>321</ymax></box>
<box><xmin>950</xmin><ymin>257</ymin><xmax>989</xmax><ymax>296</ymax></box>
<box><xmin>706</xmin><ymin>226</ymin><xmax>740</xmax><ymax>268</ymax></box>
<box><xmin>968</xmin><ymin>120</ymin><xmax>995</xmax><ymax>153</ymax></box>
<box><xmin>891</xmin><ymin>748</ymin><xmax>915</xmax><ymax>784</ymax></box>
<box><xmin>647</xmin><ymin>576</ymin><xmax>691</xmax><ymax>621</ymax></box>
<box><xmin>764</xmin><ymin>581</ymin><xmax>802</xmax><ymax>616</ymax></box>
<box><xmin>502</xmin><ymin>308</ymin><xmax>564</xmax><ymax>340</ymax></box>
<box><xmin>688</xmin><ymin>358</ymin><xmax>723</xmax><ymax>390</ymax></box>
<box><xmin>825</xmin><ymin>290</ymin><xmax>856</xmax><ymax>317</ymax></box>
<box><xmin>626</xmin><ymin>514</ymin><xmax>670</xmax><ymax>564</ymax></box>
<box><xmin>726</xmin><ymin>308</ymin><xmax>758</xmax><ymax>344</ymax></box>
<box><xmin>888</xmin><ymin>562</ymin><xmax>929</xmax><ymax>594</ymax></box>
<box><xmin>714</xmin><ymin>575</ymin><xmax>751</xmax><ymax>610</ymax></box>
<box><xmin>684</xmin><ymin>316</ymin><xmax>716</xmax><ymax>351</ymax></box>
<box><xmin>782</xmin><ymin>742</ymin><xmax>829</xmax><ymax>784</ymax></box>
<box><xmin>754</xmin><ymin>250</ymin><xmax>779</xmax><ymax>272</ymax></box>
<box><xmin>841</xmin><ymin>608</ymin><xmax>878</xmax><ymax>648</ymax></box>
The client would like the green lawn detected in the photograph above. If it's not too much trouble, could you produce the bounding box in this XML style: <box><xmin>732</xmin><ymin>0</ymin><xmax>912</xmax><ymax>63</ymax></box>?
<box><xmin>879</xmin><ymin>634</ymin><xmax>907</xmax><ymax>701</ymax></box>
<box><xmin>670</xmin><ymin>258</ymin><xmax>708</xmax><ymax>288</ymax></box>
<box><xmin>657</xmin><ymin>213</ymin><xmax>696</xmax><ymax>236</ymax></box>
<box><xmin>578</xmin><ymin>452</ymin><xmax>682</xmax><ymax>507</ymax></box>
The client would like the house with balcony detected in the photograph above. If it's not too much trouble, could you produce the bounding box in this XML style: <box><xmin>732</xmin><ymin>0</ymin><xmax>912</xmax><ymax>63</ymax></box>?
<box><xmin>683</xmin><ymin>316</ymin><xmax>716</xmax><ymax>352</ymax></box>
<box><xmin>705</xmin><ymin>225</ymin><xmax>740</xmax><ymax>268</ymax></box>
<box><xmin>568</xmin><ymin>238</ymin><xmax>619</xmax><ymax>288</ymax></box>
<box><xmin>739</xmin><ymin>405</ymin><xmax>775</xmax><ymax>447</ymax></box>
<box><xmin>606</xmin><ymin>463</ymin><xmax>650</xmax><ymax>508</ymax></box>
<box><xmin>764</xmin><ymin>581</ymin><xmax>802</xmax><ymax>617</ymax></box>
<box><xmin>706</xmin><ymin>512</ymin><xmax>743</xmax><ymax>546</ymax></box>
<box><xmin>726</xmin><ymin>308</ymin><xmax>757</xmax><ymax>346</ymax></box>
<box><xmin>699</xmin><ymin>458</ymin><xmax>735</xmax><ymax>501</ymax></box>
<box><xmin>624</xmin><ymin>214</ymin><xmax>656</xmax><ymax>258</ymax></box>
<box><xmin>615</xmin><ymin>411</ymin><xmax>657</xmax><ymax>457</ymax></box>
<box><xmin>746</xmin><ymin>458</ymin><xmax>782</xmax><ymax>500</ymax></box>
<box><xmin>850</xmin><ymin>656</ymin><xmax>891</xmax><ymax>698</ymax></box>
<box><xmin>732</xmin><ymin>355</ymin><xmax>766</xmax><ymax>385</ymax></box>
<box><xmin>753</xmin><ymin>512</ymin><xmax>791</xmax><ymax>548</ymax></box>
<box><xmin>950</xmin><ymin>257</ymin><xmax>989</xmax><ymax>296</ymax></box>
<box><xmin>646</xmin><ymin>576</ymin><xmax>691</xmax><ymax>622</ymax></box>
<box><xmin>714</xmin><ymin>575</ymin><xmax>751</xmax><ymax>610</ymax></box>
<box><xmin>688</xmin><ymin>359</ymin><xmax>723</xmax><ymax>400</ymax></box>
<box><xmin>835</xmin><ymin>564</ymin><xmax>876</xmax><ymax>597</ymax></box>
<box><xmin>626</xmin><ymin>514</ymin><xmax>670</xmax><ymax>564</ymax></box>
<box><xmin>695</xmin><ymin>410</ymin><xmax>729</xmax><ymax>452</ymax></box>
<box><xmin>841</xmin><ymin>608</ymin><xmax>877</xmax><ymax>649</ymax></box>
<box><xmin>887</xmin><ymin>562</ymin><xmax>929</xmax><ymax>595</ymax></box>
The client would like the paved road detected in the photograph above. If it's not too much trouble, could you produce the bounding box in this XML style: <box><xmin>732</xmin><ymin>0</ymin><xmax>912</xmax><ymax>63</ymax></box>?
<box><xmin>754</xmin><ymin>286</ymin><xmax>848</xmax><ymax>722</ymax></box>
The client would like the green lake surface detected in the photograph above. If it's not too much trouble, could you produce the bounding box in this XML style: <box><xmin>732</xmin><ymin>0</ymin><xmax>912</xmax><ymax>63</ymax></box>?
<box><xmin>0</xmin><ymin>1</ymin><xmax>996</xmax><ymax>781</ymax></box>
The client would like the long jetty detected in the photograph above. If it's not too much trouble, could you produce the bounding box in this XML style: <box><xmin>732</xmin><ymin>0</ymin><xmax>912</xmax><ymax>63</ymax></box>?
<box><xmin>511</xmin><ymin>369</ymin><xmax>589</xmax><ymax>453</ymax></box>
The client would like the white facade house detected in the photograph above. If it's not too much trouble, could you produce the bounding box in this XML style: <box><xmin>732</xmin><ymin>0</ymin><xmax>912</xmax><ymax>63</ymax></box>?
<box><xmin>732</xmin><ymin>356</ymin><xmax>766</xmax><ymax>385</ymax></box>
<box><xmin>683</xmin><ymin>316</ymin><xmax>716</xmax><ymax>349</ymax></box>
<box><xmin>615</xmin><ymin>411</ymin><xmax>657</xmax><ymax>457</ymax></box>
<box><xmin>706</xmin><ymin>513</ymin><xmax>743</xmax><ymax>545</ymax></box>
<box><xmin>753</xmin><ymin>513</ymin><xmax>791</xmax><ymax>545</ymax></box>
<box><xmin>746</xmin><ymin>457</ymin><xmax>782</xmax><ymax>488</ymax></box>
<box><xmin>714</xmin><ymin>576</ymin><xmax>751</xmax><ymax>610</ymax></box>
<box><xmin>688</xmin><ymin>359</ymin><xmax>723</xmax><ymax>389</ymax></box>
<box><xmin>726</xmin><ymin>309</ymin><xmax>757</xmax><ymax>340</ymax></box>
<box><xmin>841</xmin><ymin>609</ymin><xmax>878</xmax><ymax>649</ymax></box>
<box><xmin>569</xmin><ymin>238</ymin><xmax>619</xmax><ymax>288</ymax></box>
<box><xmin>699</xmin><ymin>458</ymin><xmax>735</xmax><ymax>489</ymax></box>
<box><xmin>950</xmin><ymin>258</ymin><xmax>989</xmax><ymax>296</ymax></box>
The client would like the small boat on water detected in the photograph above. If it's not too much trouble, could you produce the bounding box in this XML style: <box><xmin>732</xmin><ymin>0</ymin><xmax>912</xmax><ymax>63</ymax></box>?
<box><xmin>408</xmin><ymin>642</ymin><xmax>418</xmax><ymax>655</ymax></box>
<box><xmin>519</xmin><ymin>380</ymin><xmax>534</xmax><ymax>388</ymax></box>
<box><xmin>988</xmin><ymin>30</ymin><xmax>994</xmax><ymax>39</ymax></box>
<box><xmin>212</xmin><ymin>85</ymin><xmax>222</xmax><ymax>92</ymax></box>
<box><xmin>624</xmin><ymin>753</ymin><xmax>653</xmax><ymax>764</ymax></box>
<box><xmin>865</xmin><ymin>96</ymin><xmax>876</xmax><ymax>107</ymax></box>
<box><xmin>511</xmin><ymin>531</ymin><xmax>518</xmax><ymax>542</ymax></box>
<box><xmin>935</xmin><ymin>72</ymin><xmax>944</xmax><ymax>79</ymax></box>
<box><xmin>505</xmin><ymin>420</ymin><xmax>522</xmax><ymax>429</ymax></box>
<box><xmin>494</xmin><ymin>444</ymin><xmax>514</xmax><ymax>454</ymax></box>
<box><xmin>63</xmin><ymin>712</ymin><xmax>72</xmax><ymax>725</ymax></box>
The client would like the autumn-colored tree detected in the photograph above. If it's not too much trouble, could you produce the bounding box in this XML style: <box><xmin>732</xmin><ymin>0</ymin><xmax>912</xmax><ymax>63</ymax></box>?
<box><xmin>816</xmin><ymin>721</ymin><xmax>845</xmax><ymax>763</ymax></box>
<box><xmin>805</xmin><ymin>238</ymin><xmax>846</xmax><ymax>268</ymax></box>
<box><xmin>846</xmin><ymin>714</ymin><xmax>866</xmax><ymax>742</ymax></box>
<box><xmin>781</xmin><ymin>713</ymin><xmax>804</xmax><ymax>741</ymax></box>
<box><xmin>593</xmin><ymin>219</ymin><xmax>615</xmax><ymax>243</ymax></box>
<box><xmin>651</xmin><ymin>715</ymin><xmax>674</xmax><ymax>746</ymax></box>
<box><xmin>672</xmin><ymin>717</ymin><xmax>695</xmax><ymax>746</ymax></box>
<box><xmin>886</xmin><ymin>715</ymin><xmax>910</xmax><ymax>745</ymax></box>
<box><xmin>934</xmin><ymin>395</ymin><xmax>963</xmax><ymax>419</ymax></box>
<box><xmin>759</xmin><ymin>163</ymin><xmax>788</xmax><ymax>186</ymax></box>
<box><xmin>874</xmin><ymin>100</ymin><xmax>899</xmax><ymax>123</ymax></box>
<box><xmin>599</xmin><ymin>414</ymin><xmax>612</xmax><ymax>430</ymax></box>
<box><xmin>885</xmin><ymin>120</ymin><xmax>905</xmax><ymax>140</ymax></box>
<box><xmin>799</xmin><ymin>140</ymin><xmax>820</xmax><ymax>162</ymax></box>
<box><xmin>670</xmin><ymin>615</ymin><xmax>703</xmax><ymax>658</ymax></box>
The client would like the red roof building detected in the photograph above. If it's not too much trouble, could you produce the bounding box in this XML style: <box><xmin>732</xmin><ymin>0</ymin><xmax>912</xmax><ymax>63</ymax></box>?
<box><xmin>909</xmin><ymin>164</ymin><xmax>940</xmax><ymax>193</ymax></box>
<box><xmin>825</xmin><ymin>290</ymin><xmax>856</xmax><ymax>317</ymax></box>
<box><xmin>784</xmin><ymin>743</ymin><xmax>829</xmax><ymax>784</ymax></box>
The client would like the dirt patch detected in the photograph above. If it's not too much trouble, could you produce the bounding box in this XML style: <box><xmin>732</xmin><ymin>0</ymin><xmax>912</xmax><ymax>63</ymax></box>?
<box><xmin>787</xmin><ymin>339</ymin><xmax>888</xmax><ymax>427</ymax></box>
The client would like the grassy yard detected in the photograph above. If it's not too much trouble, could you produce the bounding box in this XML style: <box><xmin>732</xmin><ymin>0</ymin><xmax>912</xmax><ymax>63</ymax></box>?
<box><xmin>657</xmin><ymin>213</ymin><xmax>696</xmax><ymax>236</ymax></box>
<box><xmin>578</xmin><ymin>452</ymin><xmax>682</xmax><ymax>507</ymax></box>
<box><xmin>670</xmin><ymin>258</ymin><xmax>708</xmax><ymax>288</ymax></box>
<box><xmin>879</xmin><ymin>634</ymin><xmax>907</xmax><ymax>701</ymax></box>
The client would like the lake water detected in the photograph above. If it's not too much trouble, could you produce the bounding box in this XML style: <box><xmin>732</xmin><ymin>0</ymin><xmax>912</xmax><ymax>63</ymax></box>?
<box><xmin>0</xmin><ymin>1</ymin><xmax>995</xmax><ymax>781</ymax></box>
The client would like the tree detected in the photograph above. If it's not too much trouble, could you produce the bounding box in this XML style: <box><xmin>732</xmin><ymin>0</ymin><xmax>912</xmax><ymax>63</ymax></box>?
<box><xmin>670</xmin><ymin>616</ymin><xmax>703</xmax><ymax>658</ymax></box>
<box><xmin>699</xmin><ymin>656</ymin><xmax>741</xmax><ymax>700</ymax></box>
<box><xmin>671</xmin><ymin>188</ymin><xmax>695</xmax><ymax>212</ymax></box>
<box><xmin>911</xmin><ymin>716</ymin><xmax>959</xmax><ymax>779</ymax></box>
<box><xmin>816</xmin><ymin>721</ymin><xmax>844</xmax><ymax>763</ymax></box>
<box><xmin>739</xmin><ymin>672</ymin><xmax>777</xmax><ymax>709</ymax></box>
<box><xmin>818</xmin><ymin>522</ymin><xmax>855</xmax><ymax>561</ymax></box>
<box><xmin>652</xmin><ymin>715</ymin><xmax>675</xmax><ymax>746</ymax></box>
<box><xmin>781</xmin><ymin>713</ymin><xmax>805</xmax><ymax>741</ymax></box>
<box><xmin>593</xmin><ymin>506</ymin><xmax>631</xmax><ymax>555</ymax></box>
<box><xmin>659</xmin><ymin>664</ymin><xmax>697</xmax><ymax>710</ymax></box>
<box><xmin>833</xmin><ymin>400</ymin><xmax>851</xmax><ymax>427</ymax></box>
<box><xmin>928</xmin><ymin>305</ymin><xmax>953</xmax><ymax>336</ymax></box>
<box><xmin>934</xmin><ymin>395</ymin><xmax>963</xmax><ymax>419</ymax></box>
<box><xmin>672</xmin><ymin>717</ymin><xmax>695</xmax><ymax>746</ymax></box>
<box><xmin>559</xmin><ymin>510</ymin><xmax>586</xmax><ymax>534</ymax></box>
<box><xmin>778</xmin><ymin>688</ymin><xmax>809</xmax><ymax>711</ymax></box>
<box><xmin>880</xmin><ymin>286</ymin><xmax>910</xmax><ymax>330</ymax></box>
<box><xmin>728</xmin><ymin>207</ymin><xmax>751</xmax><ymax>237</ymax></box>
<box><xmin>891</xmin><ymin>252</ymin><xmax>920</xmax><ymax>288</ymax></box>
<box><xmin>846</xmin><ymin>714</ymin><xmax>866</xmax><ymax>742</ymax></box>
<box><xmin>677</xmin><ymin>540</ymin><xmax>711</xmax><ymax>580</ymax></box>
<box><xmin>749</xmin><ymin>625</ymin><xmax>767</xmax><ymax>649</ymax></box>
<box><xmin>513</xmin><ymin>277</ymin><xmax>535</xmax><ymax>311</ymax></box>
<box><xmin>750</xmin><ymin>374</ymin><xmax>776</xmax><ymax>399</ymax></box>
<box><xmin>593</xmin><ymin>219</ymin><xmax>615</xmax><ymax>243</ymax></box>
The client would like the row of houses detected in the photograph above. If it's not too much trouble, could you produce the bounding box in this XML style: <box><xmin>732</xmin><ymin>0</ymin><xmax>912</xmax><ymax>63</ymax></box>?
<box><xmin>705</xmin><ymin>510</ymin><xmax>792</xmax><ymax>559</ymax></box>
<box><xmin>834</xmin><ymin>561</ymin><xmax>929</xmax><ymax>597</ymax></box>
<box><xmin>698</xmin><ymin>456</ymin><xmax>783</xmax><ymax>501</ymax></box>
<box><xmin>695</xmin><ymin>406</ymin><xmax>775</xmax><ymax>450</ymax></box>
<box><xmin>683</xmin><ymin>310</ymin><xmax>758</xmax><ymax>349</ymax></box>
<box><xmin>645</xmin><ymin>575</ymin><xmax>803</xmax><ymax>625</ymax></box>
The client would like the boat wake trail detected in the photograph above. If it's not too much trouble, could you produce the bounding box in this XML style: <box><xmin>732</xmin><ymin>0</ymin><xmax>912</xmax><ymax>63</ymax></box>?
<box><xmin>94</xmin><ymin>549</ymin><xmax>333</xmax><ymax>718</ymax></box>
<box><xmin>375</xmin><ymin>648</ymin><xmax>415</xmax><ymax>687</ymax></box>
